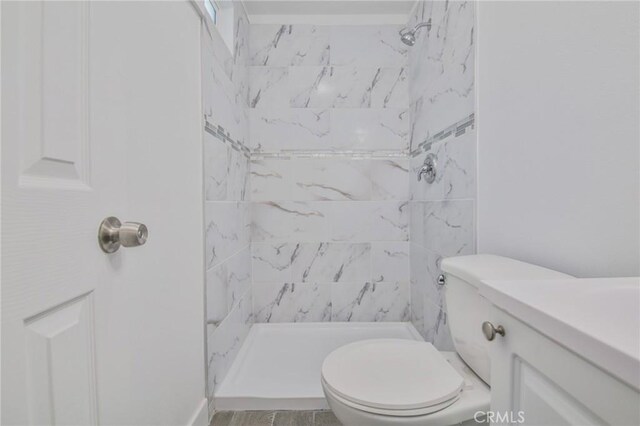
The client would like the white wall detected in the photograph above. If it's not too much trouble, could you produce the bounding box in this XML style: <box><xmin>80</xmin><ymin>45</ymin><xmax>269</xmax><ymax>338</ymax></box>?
<box><xmin>477</xmin><ymin>1</ymin><xmax>639</xmax><ymax>278</ymax></box>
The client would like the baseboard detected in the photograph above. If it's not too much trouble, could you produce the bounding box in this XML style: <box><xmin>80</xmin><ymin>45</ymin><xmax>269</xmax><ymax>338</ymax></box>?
<box><xmin>186</xmin><ymin>398</ymin><xmax>209</xmax><ymax>426</ymax></box>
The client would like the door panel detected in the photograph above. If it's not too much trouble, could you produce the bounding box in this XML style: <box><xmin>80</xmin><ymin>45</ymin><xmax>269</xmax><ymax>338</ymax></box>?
<box><xmin>25</xmin><ymin>293</ymin><xmax>98</xmax><ymax>425</ymax></box>
<box><xmin>16</xmin><ymin>1</ymin><xmax>91</xmax><ymax>189</ymax></box>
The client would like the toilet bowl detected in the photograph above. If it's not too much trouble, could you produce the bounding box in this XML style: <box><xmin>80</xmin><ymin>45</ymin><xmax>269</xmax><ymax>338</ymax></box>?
<box><xmin>321</xmin><ymin>339</ymin><xmax>490</xmax><ymax>426</ymax></box>
<box><xmin>321</xmin><ymin>255</ymin><xmax>574</xmax><ymax>426</ymax></box>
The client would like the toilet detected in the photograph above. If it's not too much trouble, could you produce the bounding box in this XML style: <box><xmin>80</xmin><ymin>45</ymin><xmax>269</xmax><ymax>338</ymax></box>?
<box><xmin>321</xmin><ymin>254</ymin><xmax>574</xmax><ymax>425</ymax></box>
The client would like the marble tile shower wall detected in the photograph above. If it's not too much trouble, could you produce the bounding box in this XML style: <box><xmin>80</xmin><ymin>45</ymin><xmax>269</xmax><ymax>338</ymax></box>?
<box><xmin>248</xmin><ymin>25</ymin><xmax>412</xmax><ymax>323</ymax></box>
<box><xmin>202</xmin><ymin>4</ymin><xmax>253</xmax><ymax>408</ymax></box>
<box><xmin>407</xmin><ymin>1</ymin><xmax>476</xmax><ymax>349</ymax></box>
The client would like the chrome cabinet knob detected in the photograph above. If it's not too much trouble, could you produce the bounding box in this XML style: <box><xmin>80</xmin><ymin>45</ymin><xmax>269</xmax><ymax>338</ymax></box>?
<box><xmin>98</xmin><ymin>216</ymin><xmax>148</xmax><ymax>253</ymax></box>
<box><xmin>482</xmin><ymin>321</ymin><xmax>505</xmax><ymax>341</ymax></box>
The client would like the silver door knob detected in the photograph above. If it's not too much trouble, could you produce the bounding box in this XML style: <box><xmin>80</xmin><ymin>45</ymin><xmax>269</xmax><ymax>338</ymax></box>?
<box><xmin>482</xmin><ymin>321</ymin><xmax>505</xmax><ymax>341</ymax></box>
<box><xmin>98</xmin><ymin>216</ymin><xmax>148</xmax><ymax>253</ymax></box>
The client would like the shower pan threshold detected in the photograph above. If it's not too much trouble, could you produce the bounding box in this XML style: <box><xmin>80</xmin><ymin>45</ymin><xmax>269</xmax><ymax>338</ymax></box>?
<box><xmin>214</xmin><ymin>322</ymin><xmax>423</xmax><ymax>411</ymax></box>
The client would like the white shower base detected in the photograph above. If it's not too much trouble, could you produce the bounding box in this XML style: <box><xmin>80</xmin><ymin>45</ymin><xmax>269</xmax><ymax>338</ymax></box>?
<box><xmin>215</xmin><ymin>322</ymin><xmax>423</xmax><ymax>411</ymax></box>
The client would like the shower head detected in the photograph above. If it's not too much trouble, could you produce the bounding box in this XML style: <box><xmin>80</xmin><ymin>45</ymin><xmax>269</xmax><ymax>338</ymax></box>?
<box><xmin>399</xmin><ymin>19</ymin><xmax>432</xmax><ymax>46</ymax></box>
<box><xmin>400</xmin><ymin>31</ymin><xmax>416</xmax><ymax>46</ymax></box>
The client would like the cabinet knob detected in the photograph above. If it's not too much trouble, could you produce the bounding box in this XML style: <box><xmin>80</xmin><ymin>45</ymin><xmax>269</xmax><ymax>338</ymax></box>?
<box><xmin>482</xmin><ymin>321</ymin><xmax>505</xmax><ymax>341</ymax></box>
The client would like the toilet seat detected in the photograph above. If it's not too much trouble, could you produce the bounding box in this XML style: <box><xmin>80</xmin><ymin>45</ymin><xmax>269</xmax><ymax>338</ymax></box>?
<box><xmin>321</xmin><ymin>339</ymin><xmax>465</xmax><ymax>417</ymax></box>
<box><xmin>322</xmin><ymin>378</ymin><xmax>461</xmax><ymax>416</ymax></box>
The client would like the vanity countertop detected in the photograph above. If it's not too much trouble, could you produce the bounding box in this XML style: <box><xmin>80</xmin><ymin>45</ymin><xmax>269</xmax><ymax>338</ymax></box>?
<box><xmin>478</xmin><ymin>277</ymin><xmax>640</xmax><ymax>391</ymax></box>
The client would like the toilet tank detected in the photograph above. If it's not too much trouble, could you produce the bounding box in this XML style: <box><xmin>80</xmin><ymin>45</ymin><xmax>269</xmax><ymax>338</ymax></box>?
<box><xmin>441</xmin><ymin>254</ymin><xmax>573</xmax><ymax>385</ymax></box>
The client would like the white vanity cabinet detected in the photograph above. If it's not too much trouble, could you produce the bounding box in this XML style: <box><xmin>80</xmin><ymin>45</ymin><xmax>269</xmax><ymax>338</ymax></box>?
<box><xmin>487</xmin><ymin>306</ymin><xmax>640</xmax><ymax>425</ymax></box>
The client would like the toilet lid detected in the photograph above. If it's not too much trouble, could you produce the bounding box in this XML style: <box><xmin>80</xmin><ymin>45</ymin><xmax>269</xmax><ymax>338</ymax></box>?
<box><xmin>321</xmin><ymin>339</ymin><xmax>464</xmax><ymax>411</ymax></box>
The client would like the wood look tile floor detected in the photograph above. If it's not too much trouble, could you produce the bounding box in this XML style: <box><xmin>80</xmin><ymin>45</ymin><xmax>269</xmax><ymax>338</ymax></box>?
<box><xmin>210</xmin><ymin>410</ymin><xmax>342</xmax><ymax>426</ymax></box>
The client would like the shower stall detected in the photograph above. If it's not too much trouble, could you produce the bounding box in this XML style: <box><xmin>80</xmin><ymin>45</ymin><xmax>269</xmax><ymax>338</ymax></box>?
<box><xmin>200</xmin><ymin>0</ymin><xmax>476</xmax><ymax>415</ymax></box>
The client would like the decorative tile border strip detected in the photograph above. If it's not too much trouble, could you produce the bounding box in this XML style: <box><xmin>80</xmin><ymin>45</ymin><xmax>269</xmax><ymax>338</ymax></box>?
<box><xmin>205</xmin><ymin>114</ymin><xmax>474</xmax><ymax>160</ymax></box>
<box><xmin>251</xmin><ymin>149</ymin><xmax>409</xmax><ymax>160</ymax></box>
<box><xmin>410</xmin><ymin>113</ymin><xmax>475</xmax><ymax>157</ymax></box>
<box><xmin>204</xmin><ymin>119</ymin><xmax>251</xmax><ymax>158</ymax></box>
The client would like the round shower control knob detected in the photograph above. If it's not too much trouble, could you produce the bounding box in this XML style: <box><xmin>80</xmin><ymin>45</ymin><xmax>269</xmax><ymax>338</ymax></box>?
<box><xmin>482</xmin><ymin>321</ymin><xmax>505</xmax><ymax>341</ymax></box>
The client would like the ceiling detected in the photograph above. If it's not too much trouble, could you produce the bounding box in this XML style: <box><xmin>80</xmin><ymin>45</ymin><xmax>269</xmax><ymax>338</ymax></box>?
<box><xmin>242</xmin><ymin>0</ymin><xmax>417</xmax><ymax>24</ymax></box>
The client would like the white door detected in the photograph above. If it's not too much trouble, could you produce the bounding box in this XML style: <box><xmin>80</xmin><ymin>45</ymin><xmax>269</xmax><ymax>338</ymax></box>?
<box><xmin>1</xmin><ymin>2</ymin><xmax>205</xmax><ymax>425</ymax></box>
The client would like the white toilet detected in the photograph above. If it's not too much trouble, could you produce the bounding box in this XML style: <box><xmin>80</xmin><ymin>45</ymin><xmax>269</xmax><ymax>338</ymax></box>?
<box><xmin>321</xmin><ymin>254</ymin><xmax>573</xmax><ymax>425</ymax></box>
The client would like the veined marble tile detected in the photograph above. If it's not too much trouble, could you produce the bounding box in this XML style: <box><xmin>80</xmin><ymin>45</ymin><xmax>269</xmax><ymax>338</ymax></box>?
<box><xmin>421</xmin><ymin>200</ymin><xmax>475</xmax><ymax>255</ymax></box>
<box><xmin>205</xmin><ymin>202</ymin><xmax>246</xmax><ymax>269</ymax></box>
<box><xmin>370</xmin><ymin>201</ymin><xmax>410</xmax><ymax>241</ymax></box>
<box><xmin>204</xmin><ymin>132</ymin><xmax>230</xmax><ymax>201</ymax></box>
<box><xmin>250</xmin><ymin>25</ymin><xmax>330</xmax><ymax>66</ymax></box>
<box><xmin>371</xmin><ymin>242</ymin><xmax>409</xmax><ymax>283</ymax></box>
<box><xmin>330</xmin><ymin>109</ymin><xmax>409</xmax><ymax>151</ymax></box>
<box><xmin>370</xmin><ymin>159</ymin><xmax>411</xmax><ymax>200</ymax></box>
<box><xmin>291</xmin><ymin>243</ymin><xmax>371</xmax><ymax>283</ymax></box>
<box><xmin>250</xmin><ymin>158</ymin><xmax>294</xmax><ymax>201</ymax></box>
<box><xmin>253</xmin><ymin>282</ymin><xmax>331</xmax><ymax>322</ymax></box>
<box><xmin>251</xmin><ymin>201</ymin><xmax>329</xmax><ymax>242</ymax></box>
<box><xmin>410</xmin><ymin>242</ymin><xmax>445</xmax><ymax>308</ymax></box>
<box><xmin>409</xmin><ymin>1</ymin><xmax>475</xmax><ymax>136</ymax></box>
<box><xmin>292</xmin><ymin>159</ymin><xmax>371</xmax><ymax>201</ymax></box>
<box><xmin>289</xmin><ymin>67</ymin><xmax>408</xmax><ymax>108</ymax></box>
<box><xmin>226</xmin><ymin>247</ymin><xmax>252</xmax><ymax>311</ymax></box>
<box><xmin>326</xmin><ymin>202</ymin><xmax>372</xmax><ymax>242</ymax></box>
<box><xmin>410</xmin><ymin>201</ymin><xmax>425</xmax><ymax>248</ymax></box>
<box><xmin>249</xmin><ymin>109</ymin><xmax>330</xmax><ymax>151</ymax></box>
<box><xmin>206</xmin><ymin>247</ymin><xmax>252</xmax><ymax>326</ymax></box>
<box><xmin>252</xmin><ymin>242</ymin><xmax>296</xmax><ymax>283</ymax></box>
<box><xmin>410</xmin><ymin>255</ymin><xmax>426</xmax><ymax>338</ymax></box>
<box><xmin>249</xmin><ymin>67</ymin><xmax>289</xmax><ymax>108</ymax></box>
<box><xmin>231</xmin><ymin>4</ymin><xmax>250</xmax><ymax>107</ymax></box>
<box><xmin>330</xmin><ymin>26</ymin><xmax>408</xmax><ymax>67</ymax></box>
<box><xmin>206</xmin><ymin>262</ymin><xmax>229</xmax><ymax>325</ymax></box>
<box><xmin>443</xmin><ymin>130</ymin><xmax>476</xmax><ymax>200</ymax></box>
<box><xmin>423</xmin><ymin>299</ymin><xmax>454</xmax><ymax>351</ymax></box>
<box><xmin>202</xmin><ymin>31</ymin><xmax>244</xmax><ymax>140</ymax></box>
<box><xmin>228</xmin><ymin>147</ymin><xmax>249</xmax><ymax>201</ymax></box>
<box><xmin>331</xmin><ymin>282</ymin><xmax>410</xmax><ymax>322</ymax></box>
<box><xmin>326</xmin><ymin>201</ymin><xmax>409</xmax><ymax>243</ymax></box>
<box><xmin>407</xmin><ymin>0</ymin><xmax>431</xmax><ymax>102</ymax></box>
<box><xmin>208</xmin><ymin>290</ymin><xmax>253</xmax><ymax>396</ymax></box>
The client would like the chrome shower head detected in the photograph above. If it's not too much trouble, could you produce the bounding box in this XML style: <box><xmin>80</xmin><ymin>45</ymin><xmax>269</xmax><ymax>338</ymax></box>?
<box><xmin>400</xmin><ymin>19</ymin><xmax>432</xmax><ymax>46</ymax></box>
<box><xmin>400</xmin><ymin>31</ymin><xmax>416</xmax><ymax>46</ymax></box>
